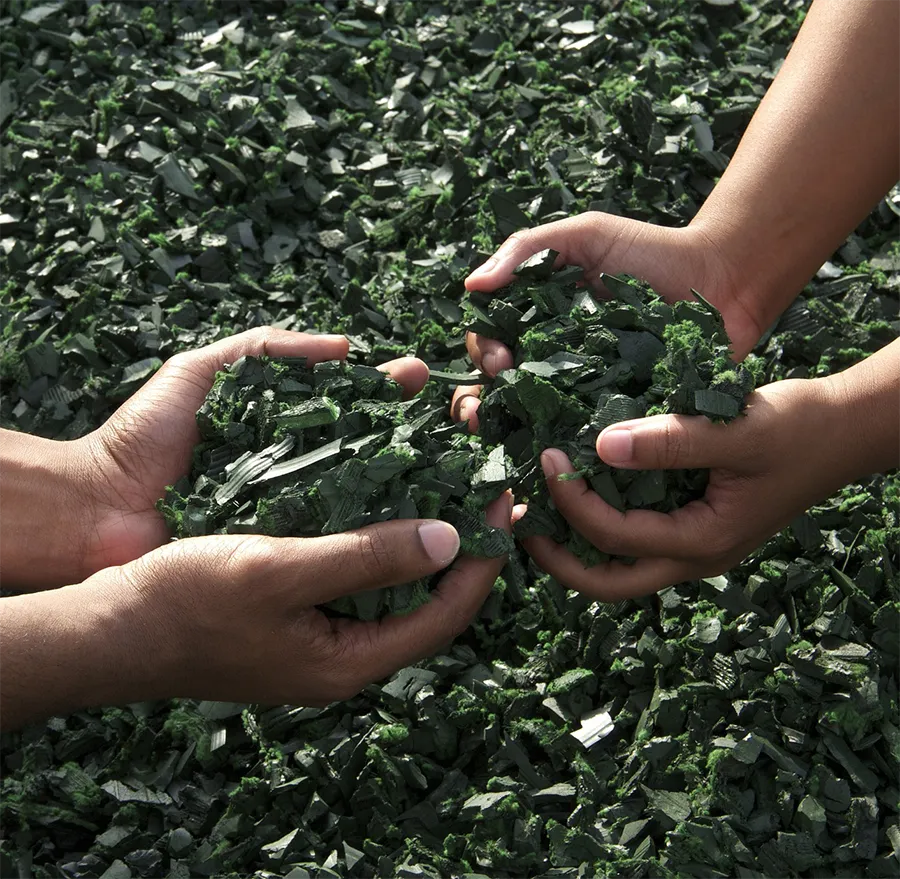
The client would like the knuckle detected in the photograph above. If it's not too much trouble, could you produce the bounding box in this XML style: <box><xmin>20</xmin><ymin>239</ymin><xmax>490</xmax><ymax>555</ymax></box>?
<box><xmin>223</xmin><ymin>535</ymin><xmax>282</xmax><ymax>583</ymax></box>
<box><xmin>355</xmin><ymin>528</ymin><xmax>398</xmax><ymax>581</ymax></box>
<box><xmin>246</xmin><ymin>326</ymin><xmax>277</xmax><ymax>353</ymax></box>
<box><xmin>703</xmin><ymin>529</ymin><xmax>734</xmax><ymax>562</ymax></box>
<box><xmin>203</xmin><ymin>327</ymin><xmax>276</xmax><ymax>363</ymax></box>
<box><xmin>163</xmin><ymin>350</ymin><xmax>194</xmax><ymax>375</ymax></box>
<box><xmin>445</xmin><ymin>604</ymin><xmax>474</xmax><ymax>640</ymax></box>
<box><xmin>660</xmin><ymin>420</ymin><xmax>689</xmax><ymax>468</ymax></box>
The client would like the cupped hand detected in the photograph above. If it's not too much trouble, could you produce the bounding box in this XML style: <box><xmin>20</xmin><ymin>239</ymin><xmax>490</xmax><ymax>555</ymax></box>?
<box><xmin>84</xmin><ymin>492</ymin><xmax>513</xmax><ymax>707</ymax></box>
<box><xmin>518</xmin><ymin>377</ymin><xmax>858</xmax><ymax>600</ymax></box>
<box><xmin>69</xmin><ymin>328</ymin><xmax>429</xmax><ymax>579</ymax></box>
<box><xmin>453</xmin><ymin>212</ymin><xmax>763</xmax><ymax>431</ymax></box>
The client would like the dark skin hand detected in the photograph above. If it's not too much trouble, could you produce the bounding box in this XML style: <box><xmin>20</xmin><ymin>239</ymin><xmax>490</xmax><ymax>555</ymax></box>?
<box><xmin>2</xmin><ymin>328</ymin><xmax>428</xmax><ymax>590</ymax></box>
<box><xmin>1</xmin><ymin>328</ymin><xmax>515</xmax><ymax>728</ymax></box>
<box><xmin>81</xmin><ymin>329</ymin><xmax>362</xmax><ymax>575</ymax></box>
<box><xmin>522</xmin><ymin>341</ymin><xmax>899</xmax><ymax>599</ymax></box>
<box><xmin>1</xmin><ymin>489</ymin><xmax>514</xmax><ymax>728</ymax></box>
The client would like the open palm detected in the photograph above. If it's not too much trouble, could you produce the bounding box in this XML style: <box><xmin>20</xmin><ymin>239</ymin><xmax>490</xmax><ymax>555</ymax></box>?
<box><xmin>73</xmin><ymin>329</ymin><xmax>426</xmax><ymax>575</ymax></box>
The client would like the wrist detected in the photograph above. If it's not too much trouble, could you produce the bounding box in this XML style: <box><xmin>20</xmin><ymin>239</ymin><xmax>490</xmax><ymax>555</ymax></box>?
<box><xmin>0</xmin><ymin>571</ymin><xmax>169</xmax><ymax>729</ymax></box>
<box><xmin>0</xmin><ymin>430</ymin><xmax>97</xmax><ymax>591</ymax></box>
<box><xmin>686</xmin><ymin>214</ymin><xmax>795</xmax><ymax>341</ymax></box>
<box><xmin>77</xmin><ymin>564</ymin><xmax>180</xmax><ymax>706</ymax></box>
<box><xmin>815</xmin><ymin>345</ymin><xmax>900</xmax><ymax>480</ymax></box>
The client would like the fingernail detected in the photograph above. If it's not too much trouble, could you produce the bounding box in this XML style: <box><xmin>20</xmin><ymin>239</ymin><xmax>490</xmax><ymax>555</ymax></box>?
<box><xmin>419</xmin><ymin>521</ymin><xmax>460</xmax><ymax>566</ymax></box>
<box><xmin>483</xmin><ymin>351</ymin><xmax>499</xmax><ymax>376</ymax></box>
<box><xmin>457</xmin><ymin>398</ymin><xmax>472</xmax><ymax>423</ymax></box>
<box><xmin>598</xmin><ymin>428</ymin><xmax>633</xmax><ymax>465</ymax></box>
<box><xmin>320</xmin><ymin>334</ymin><xmax>347</xmax><ymax>342</ymax></box>
<box><xmin>541</xmin><ymin>448</ymin><xmax>567</xmax><ymax>478</ymax></box>
<box><xmin>511</xmin><ymin>503</ymin><xmax>528</xmax><ymax>524</ymax></box>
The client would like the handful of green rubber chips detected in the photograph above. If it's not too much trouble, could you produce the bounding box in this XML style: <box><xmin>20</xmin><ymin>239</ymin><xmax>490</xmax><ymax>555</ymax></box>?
<box><xmin>158</xmin><ymin>357</ymin><xmax>514</xmax><ymax>620</ymax></box>
<box><xmin>466</xmin><ymin>250</ymin><xmax>759</xmax><ymax>566</ymax></box>
<box><xmin>159</xmin><ymin>253</ymin><xmax>758</xmax><ymax>615</ymax></box>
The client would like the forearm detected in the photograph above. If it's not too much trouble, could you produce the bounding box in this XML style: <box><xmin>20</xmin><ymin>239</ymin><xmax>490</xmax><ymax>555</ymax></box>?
<box><xmin>0</xmin><ymin>574</ymin><xmax>165</xmax><ymax>729</ymax></box>
<box><xmin>818</xmin><ymin>337</ymin><xmax>900</xmax><ymax>482</ymax></box>
<box><xmin>0</xmin><ymin>430</ymin><xmax>91</xmax><ymax>591</ymax></box>
<box><xmin>691</xmin><ymin>0</ymin><xmax>899</xmax><ymax>330</ymax></box>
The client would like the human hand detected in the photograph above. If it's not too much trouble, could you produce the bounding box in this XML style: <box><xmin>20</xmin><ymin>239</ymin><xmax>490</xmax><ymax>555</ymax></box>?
<box><xmin>28</xmin><ymin>329</ymin><xmax>427</xmax><ymax>587</ymax></box>
<box><xmin>517</xmin><ymin>376</ymin><xmax>868</xmax><ymax>600</ymax></box>
<box><xmin>0</xmin><ymin>491</ymin><xmax>513</xmax><ymax>726</ymax></box>
<box><xmin>452</xmin><ymin>212</ymin><xmax>762</xmax><ymax>431</ymax></box>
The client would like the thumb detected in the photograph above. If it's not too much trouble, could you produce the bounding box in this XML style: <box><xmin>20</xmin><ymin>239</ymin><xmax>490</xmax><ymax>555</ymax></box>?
<box><xmin>298</xmin><ymin>519</ymin><xmax>461</xmax><ymax>605</ymax></box>
<box><xmin>596</xmin><ymin>414</ymin><xmax>744</xmax><ymax>471</ymax></box>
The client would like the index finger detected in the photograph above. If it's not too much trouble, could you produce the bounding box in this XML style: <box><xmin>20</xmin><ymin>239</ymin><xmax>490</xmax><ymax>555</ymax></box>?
<box><xmin>464</xmin><ymin>212</ymin><xmax>622</xmax><ymax>293</ymax></box>
<box><xmin>330</xmin><ymin>491</ymin><xmax>513</xmax><ymax>681</ymax></box>
<box><xmin>145</xmin><ymin>328</ymin><xmax>350</xmax><ymax>418</ymax></box>
<box><xmin>523</xmin><ymin>534</ymin><xmax>694</xmax><ymax>601</ymax></box>
<box><xmin>189</xmin><ymin>327</ymin><xmax>349</xmax><ymax>375</ymax></box>
<box><xmin>464</xmin><ymin>228</ymin><xmax>565</xmax><ymax>292</ymax></box>
<box><xmin>541</xmin><ymin>448</ymin><xmax>715</xmax><ymax>560</ymax></box>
